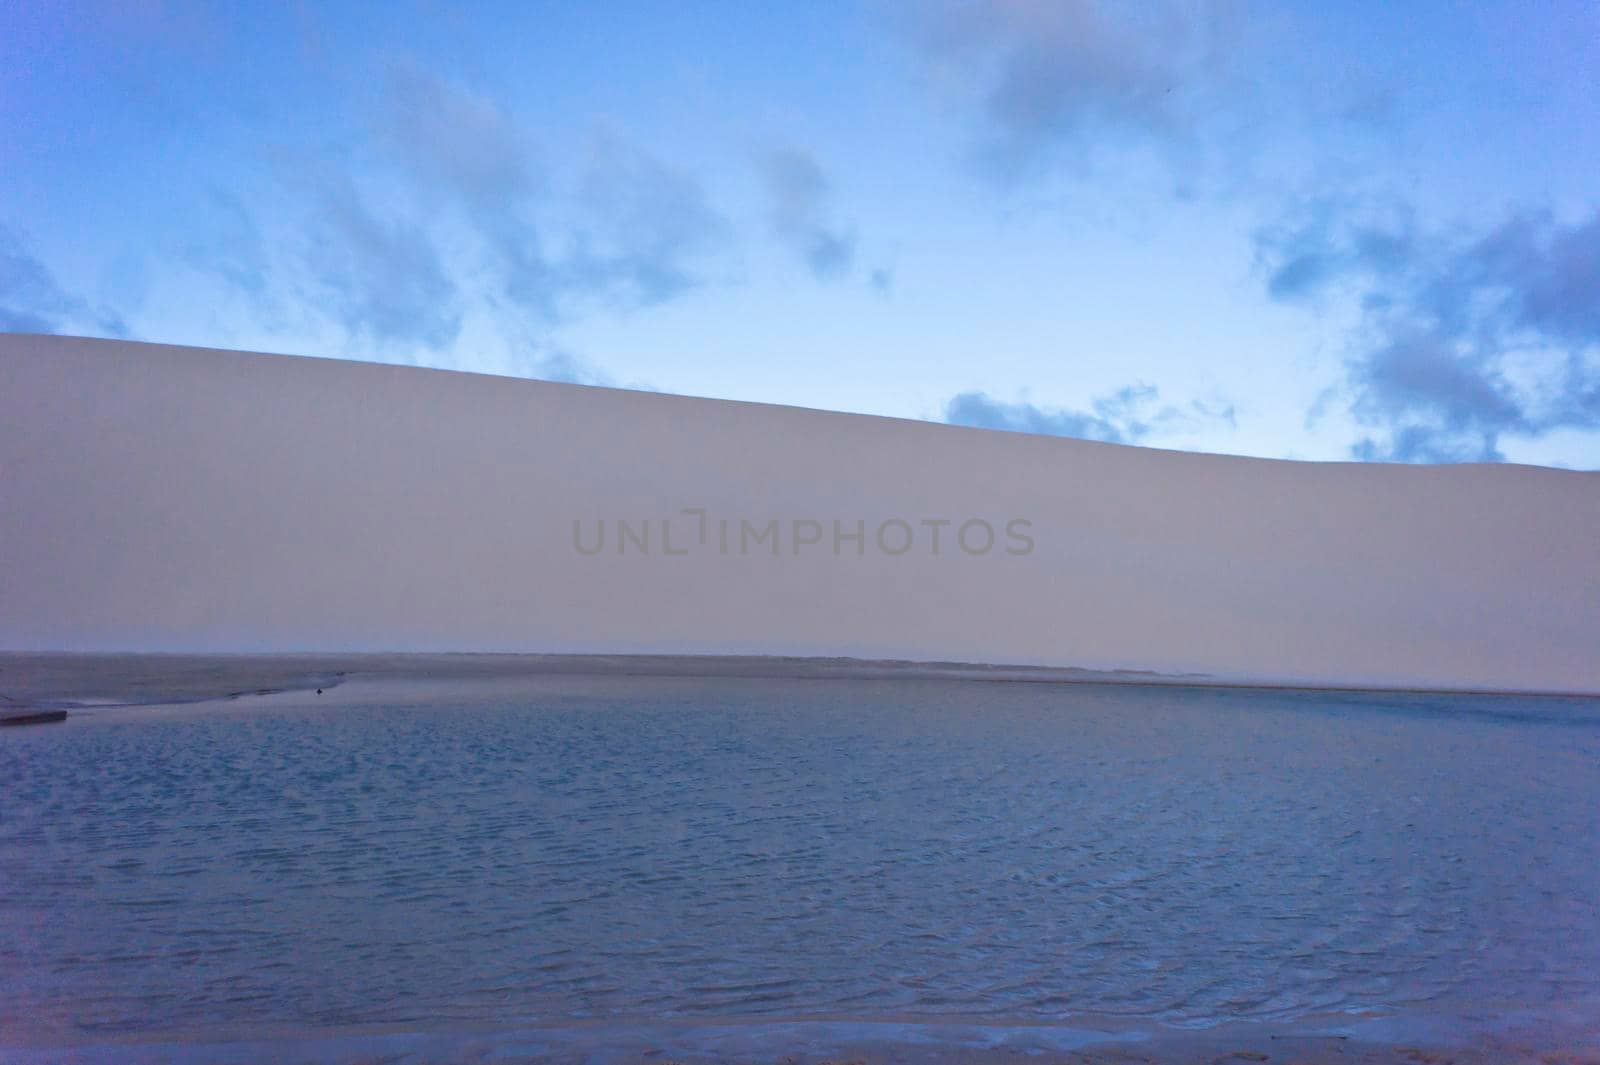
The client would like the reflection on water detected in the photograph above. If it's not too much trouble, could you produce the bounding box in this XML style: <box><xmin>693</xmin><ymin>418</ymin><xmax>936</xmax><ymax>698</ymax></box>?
<box><xmin>2</xmin><ymin>677</ymin><xmax>1597</xmax><ymax>1040</ymax></box>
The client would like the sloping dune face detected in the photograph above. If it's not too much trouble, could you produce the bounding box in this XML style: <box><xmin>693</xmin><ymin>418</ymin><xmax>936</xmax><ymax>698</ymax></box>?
<box><xmin>2</xmin><ymin>333</ymin><xmax>1597</xmax><ymax>691</ymax></box>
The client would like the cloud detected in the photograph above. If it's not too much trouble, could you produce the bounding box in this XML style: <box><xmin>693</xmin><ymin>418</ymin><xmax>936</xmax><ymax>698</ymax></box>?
<box><xmin>759</xmin><ymin>148</ymin><xmax>857</xmax><ymax>281</ymax></box>
<box><xmin>379</xmin><ymin>68</ymin><xmax>727</xmax><ymax>320</ymax></box>
<box><xmin>184</xmin><ymin>191</ymin><xmax>273</xmax><ymax>297</ymax></box>
<box><xmin>197</xmin><ymin>64</ymin><xmax>728</xmax><ymax>366</ymax></box>
<box><xmin>376</xmin><ymin>62</ymin><xmax>560</xmax><ymax>324</ymax></box>
<box><xmin>1255</xmin><ymin>200</ymin><xmax>1600</xmax><ymax>462</ymax></box>
<box><xmin>1346</xmin><ymin>333</ymin><xmax>1527</xmax><ymax>462</ymax></box>
<box><xmin>945</xmin><ymin>384</ymin><xmax>1235</xmax><ymax>444</ymax></box>
<box><xmin>0</xmin><ymin>224</ymin><xmax>126</xmax><ymax>337</ymax></box>
<box><xmin>454</xmin><ymin>318</ymin><xmax>615</xmax><ymax>387</ymax></box>
<box><xmin>1477</xmin><ymin>211</ymin><xmax>1600</xmax><ymax>347</ymax></box>
<box><xmin>905</xmin><ymin>0</ymin><xmax>1242</xmax><ymax>183</ymax></box>
<box><xmin>301</xmin><ymin>173</ymin><xmax>463</xmax><ymax>352</ymax></box>
<box><xmin>534</xmin><ymin>348</ymin><xmax>611</xmax><ymax>386</ymax></box>
<box><xmin>1253</xmin><ymin>198</ymin><xmax>1417</xmax><ymax>303</ymax></box>
<box><xmin>565</xmin><ymin>134</ymin><xmax>730</xmax><ymax>308</ymax></box>
<box><xmin>382</xmin><ymin>60</ymin><xmax>537</xmax><ymax>212</ymax></box>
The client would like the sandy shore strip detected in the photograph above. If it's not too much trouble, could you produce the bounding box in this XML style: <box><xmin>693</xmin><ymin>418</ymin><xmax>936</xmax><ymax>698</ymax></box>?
<box><xmin>0</xmin><ymin>651</ymin><xmax>1187</xmax><ymax>718</ymax></box>
<box><xmin>0</xmin><ymin>651</ymin><xmax>1194</xmax><ymax>714</ymax></box>
<box><xmin>6</xmin><ymin>652</ymin><xmax>1599</xmax><ymax>723</ymax></box>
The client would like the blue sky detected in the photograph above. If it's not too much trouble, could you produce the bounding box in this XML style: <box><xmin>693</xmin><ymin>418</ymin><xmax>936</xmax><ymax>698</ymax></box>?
<box><xmin>4</xmin><ymin>0</ymin><xmax>1598</xmax><ymax>466</ymax></box>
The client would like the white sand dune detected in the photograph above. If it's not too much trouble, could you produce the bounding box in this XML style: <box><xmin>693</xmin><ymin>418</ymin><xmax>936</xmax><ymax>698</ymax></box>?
<box><xmin>2</xmin><ymin>333</ymin><xmax>1597</xmax><ymax>692</ymax></box>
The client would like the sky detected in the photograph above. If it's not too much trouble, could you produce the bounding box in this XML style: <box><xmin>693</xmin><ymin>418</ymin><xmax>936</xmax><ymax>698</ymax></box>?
<box><xmin>3</xmin><ymin>0</ymin><xmax>1598</xmax><ymax>467</ymax></box>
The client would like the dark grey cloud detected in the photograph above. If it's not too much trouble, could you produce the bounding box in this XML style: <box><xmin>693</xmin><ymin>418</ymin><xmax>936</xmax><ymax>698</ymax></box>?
<box><xmin>946</xmin><ymin>384</ymin><xmax>1235</xmax><ymax>444</ymax></box>
<box><xmin>760</xmin><ymin>148</ymin><xmax>857</xmax><ymax>281</ymax></box>
<box><xmin>1256</xmin><ymin>201</ymin><xmax>1600</xmax><ymax>462</ymax></box>
<box><xmin>1476</xmin><ymin>211</ymin><xmax>1600</xmax><ymax>347</ymax></box>
<box><xmin>1346</xmin><ymin>333</ymin><xmax>1526</xmax><ymax>462</ymax></box>
<box><xmin>907</xmin><ymin>0</ymin><xmax>1241</xmax><ymax>183</ymax></box>
<box><xmin>0</xmin><ymin>224</ymin><xmax>126</xmax><ymax>337</ymax></box>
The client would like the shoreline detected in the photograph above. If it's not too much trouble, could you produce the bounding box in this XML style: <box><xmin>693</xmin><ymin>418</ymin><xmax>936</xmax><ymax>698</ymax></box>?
<box><xmin>3</xmin><ymin>652</ymin><xmax>1599</xmax><ymax>718</ymax></box>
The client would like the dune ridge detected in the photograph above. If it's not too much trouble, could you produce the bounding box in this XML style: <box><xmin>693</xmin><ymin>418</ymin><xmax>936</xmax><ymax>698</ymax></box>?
<box><xmin>2</xmin><ymin>333</ymin><xmax>1597</xmax><ymax>692</ymax></box>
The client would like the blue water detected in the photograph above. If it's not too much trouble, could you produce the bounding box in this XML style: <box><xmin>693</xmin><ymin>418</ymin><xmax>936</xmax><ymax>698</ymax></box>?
<box><xmin>2</xmin><ymin>676</ymin><xmax>1597</xmax><ymax>1045</ymax></box>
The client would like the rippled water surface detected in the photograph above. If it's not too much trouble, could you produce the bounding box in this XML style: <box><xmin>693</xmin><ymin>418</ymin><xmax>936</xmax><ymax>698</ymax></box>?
<box><xmin>3</xmin><ymin>676</ymin><xmax>1598</xmax><ymax>1041</ymax></box>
